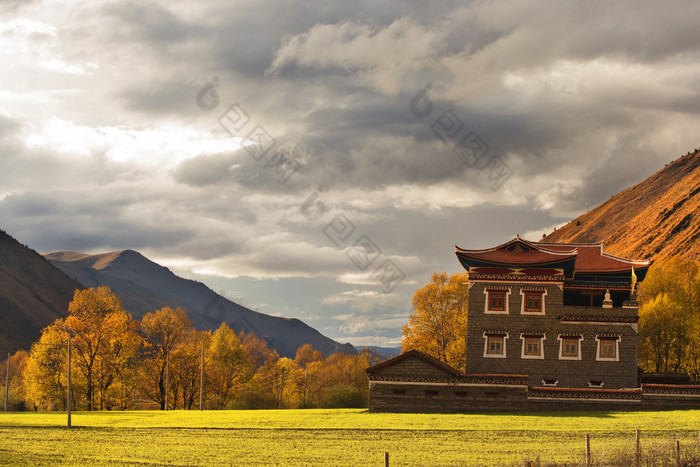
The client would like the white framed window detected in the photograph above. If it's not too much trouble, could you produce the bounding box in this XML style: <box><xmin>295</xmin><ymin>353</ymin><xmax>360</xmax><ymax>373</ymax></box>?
<box><xmin>558</xmin><ymin>334</ymin><xmax>583</xmax><ymax>360</ymax></box>
<box><xmin>520</xmin><ymin>333</ymin><xmax>545</xmax><ymax>359</ymax></box>
<box><xmin>484</xmin><ymin>287</ymin><xmax>511</xmax><ymax>314</ymax></box>
<box><xmin>519</xmin><ymin>288</ymin><xmax>547</xmax><ymax>314</ymax></box>
<box><xmin>482</xmin><ymin>331</ymin><xmax>508</xmax><ymax>358</ymax></box>
<box><xmin>595</xmin><ymin>335</ymin><xmax>621</xmax><ymax>361</ymax></box>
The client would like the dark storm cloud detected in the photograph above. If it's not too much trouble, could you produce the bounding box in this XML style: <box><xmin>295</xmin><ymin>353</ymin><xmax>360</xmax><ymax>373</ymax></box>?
<box><xmin>100</xmin><ymin>1</ymin><xmax>197</xmax><ymax>43</ymax></box>
<box><xmin>118</xmin><ymin>79</ymin><xmax>211</xmax><ymax>117</ymax></box>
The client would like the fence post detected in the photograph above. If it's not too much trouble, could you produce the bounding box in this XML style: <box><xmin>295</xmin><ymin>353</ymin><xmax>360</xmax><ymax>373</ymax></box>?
<box><xmin>384</xmin><ymin>451</ymin><xmax>389</xmax><ymax>467</ymax></box>
<box><xmin>635</xmin><ymin>429</ymin><xmax>640</xmax><ymax>467</ymax></box>
<box><xmin>585</xmin><ymin>434</ymin><xmax>591</xmax><ymax>466</ymax></box>
<box><xmin>676</xmin><ymin>440</ymin><xmax>680</xmax><ymax>467</ymax></box>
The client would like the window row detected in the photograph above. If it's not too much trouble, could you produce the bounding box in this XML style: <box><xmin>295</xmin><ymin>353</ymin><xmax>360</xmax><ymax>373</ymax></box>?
<box><xmin>484</xmin><ymin>287</ymin><xmax>548</xmax><ymax>314</ymax></box>
<box><xmin>482</xmin><ymin>332</ymin><xmax>621</xmax><ymax>361</ymax></box>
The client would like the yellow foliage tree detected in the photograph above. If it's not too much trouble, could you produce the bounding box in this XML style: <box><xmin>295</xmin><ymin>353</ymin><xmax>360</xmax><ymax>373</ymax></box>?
<box><xmin>24</xmin><ymin>320</ymin><xmax>71</xmax><ymax>410</ymax></box>
<box><xmin>171</xmin><ymin>329</ymin><xmax>210</xmax><ymax>410</ymax></box>
<box><xmin>207</xmin><ymin>323</ymin><xmax>247</xmax><ymax>409</ymax></box>
<box><xmin>638</xmin><ymin>258</ymin><xmax>700</xmax><ymax>378</ymax></box>
<box><xmin>65</xmin><ymin>286</ymin><xmax>140</xmax><ymax>411</ymax></box>
<box><xmin>401</xmin><ymin>272</ymin><xmax>469</xmax><ymax>369</ymax></box>
<box><xmin>294</xmin><ymin>343</ymin><xmax>323</xmax><ymax>369</ymax></box>
<box><xmin>140</xmin><ymin>306</ymin><xmax>193</xmax><ymax>410</ymax></box>
<box><xmin>2</xmin><ymin>350</ymin><xmax>29</xmax><ymax>410</ymax></box>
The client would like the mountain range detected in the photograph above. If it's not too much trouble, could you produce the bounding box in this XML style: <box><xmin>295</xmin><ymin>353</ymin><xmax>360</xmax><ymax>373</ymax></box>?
<box><xmin>44</xmin><ymin>250</ymin><xmax>356</xmax><ymax>358</ymax></box>
<box><xmin>543</xmin><ymin>149</ymin><xmax>700</xmax><ymax>262</ymax></box>
<box><xmin>0</xmin><ymin>229</ymin><xmax>354</xmax><ymax>357</ymax></box>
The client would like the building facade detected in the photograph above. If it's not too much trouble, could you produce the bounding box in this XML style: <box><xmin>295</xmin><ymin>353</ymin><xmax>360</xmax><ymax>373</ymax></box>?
<box><xmin>367</xmin><ymin>237</ymin><xmax>700</xmax><ymax>412</ymax></box>
<box><xmin>456</xmin><ymin>236</ymin><xmax>647</xmax><ymax>389</ymax></box>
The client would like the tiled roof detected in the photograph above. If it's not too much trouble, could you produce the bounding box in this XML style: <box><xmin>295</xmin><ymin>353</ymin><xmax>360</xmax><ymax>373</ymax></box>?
<box><xmin>456</xmin><ymin>237</ymin><xmax>650</xmax><ymax>274</ymax></box>
<box><xmin>365</xmin><ymin>349</ymin><xmax>464</xmax><ymax>377</ymax></box>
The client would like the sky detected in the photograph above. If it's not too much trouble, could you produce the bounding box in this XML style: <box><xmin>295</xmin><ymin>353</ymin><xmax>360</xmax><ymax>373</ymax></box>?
<box><xmin>2</xmin><ymin>0</ymin><xmax>700</xmax><ymax>348</ymax></box>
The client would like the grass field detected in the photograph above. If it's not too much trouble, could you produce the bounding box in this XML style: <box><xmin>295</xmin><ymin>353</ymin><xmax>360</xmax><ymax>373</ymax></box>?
<box><xmin>1</xmin><ymin>409</ymin><xmax>699</xmax><ymax>466</ymax></box>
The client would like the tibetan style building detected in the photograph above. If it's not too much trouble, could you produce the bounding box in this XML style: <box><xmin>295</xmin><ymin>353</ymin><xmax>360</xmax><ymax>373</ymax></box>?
<box><xmin>366</xmin><ymin>237</ymin><xmax>700</xmax><ymax>412</ymax></box>
<box><xmin>457</xmin><ymin>236</ymin><xmax>647</xmax><ymax>389</ymax></box>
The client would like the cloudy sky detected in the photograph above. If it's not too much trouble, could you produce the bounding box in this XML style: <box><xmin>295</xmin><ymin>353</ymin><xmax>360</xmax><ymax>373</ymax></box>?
<box><xmin>2</xmin><ymin>0</ymin><xmax>700</xmax><ymax>348</ymax></box>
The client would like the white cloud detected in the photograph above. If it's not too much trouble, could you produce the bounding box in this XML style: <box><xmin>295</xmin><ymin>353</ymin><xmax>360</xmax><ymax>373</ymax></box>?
<box><xmin>268</xmin><ymin>18</ymin><xmax>444</xmax><ymax>95</ymax></box>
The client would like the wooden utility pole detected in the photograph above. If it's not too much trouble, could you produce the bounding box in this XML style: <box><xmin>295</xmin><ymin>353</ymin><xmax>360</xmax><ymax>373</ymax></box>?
<box><xmin>302</xmin><ymin>367</ymin><xmax>308</xmax><ymax>408</ymax></box>
<box><xmin>5</xmin><ymin>351</ymin><xmax>10</xmax><ymax>412</ymax></box>
<box><xmin>67</xmin><ymin>336</ymin><xmax>72</xmax><ymax>428</ymax></box>
<box><xmin>165</xmin><ymin>350</ymin><xmax>169</xmax><ymax>411</ymax></box>
<box><xmin>278</xmin><ymin>368</ymin><xmax>285</xmax><ymax>409</ymax></box>
<box><xmin>199</xmin><ymin>344</ymin><xmax>204</xmax><ymax>411</ymax></box>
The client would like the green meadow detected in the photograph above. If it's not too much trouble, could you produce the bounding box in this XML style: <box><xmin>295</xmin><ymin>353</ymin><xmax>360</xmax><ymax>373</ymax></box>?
<box><xmin>1</xmin><ymin>409</ymin><xmax>699</xmax><ymax>466</ymax></box>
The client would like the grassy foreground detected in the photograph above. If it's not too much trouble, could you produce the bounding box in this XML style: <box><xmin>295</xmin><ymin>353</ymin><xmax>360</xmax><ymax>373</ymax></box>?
<box><xmin>1</xmin><ymin>409</ymin><xmax>699</xmax><ymax>466</ymax></box>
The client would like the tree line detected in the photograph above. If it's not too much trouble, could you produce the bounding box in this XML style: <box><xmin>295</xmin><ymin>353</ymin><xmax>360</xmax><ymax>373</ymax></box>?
<box><xmin>2</xmin><ymin>287</ymin><xmax>380</xmax><ymax>411</ymax></box>
<box><xmin>401</xmin><ymin>260</ymin><xmax>700</xmax><ymax>380</ymax></box>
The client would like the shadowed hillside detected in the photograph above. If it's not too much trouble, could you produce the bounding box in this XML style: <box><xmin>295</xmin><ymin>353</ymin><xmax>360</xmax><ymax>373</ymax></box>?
<box><xmin>45</xmin><ymin>249</ymin><xmax>356</xmax><ymax>358</ymax></box>
<box><xmin>0</xmin><ymin>230</ymin><xmax>81</xmax><ymax>352</ymax></box>
<box><xmin>543</xmin><ymin>150</ymin><xmax>700</xmax><ymax>262</ymax></box>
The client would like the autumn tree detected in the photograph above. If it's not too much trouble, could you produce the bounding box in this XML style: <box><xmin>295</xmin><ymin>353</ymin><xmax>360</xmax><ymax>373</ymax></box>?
<box><xmin>140</xmin><ymin>306</ymin><xmax>193</xmax><ymax>410</ymax></box>
<box><xmin>401</xmin><ymin>272</ymin><xmax>469</xmax><ymax>369</ymax></box>
<box><xmin>167</xmin><ymin>328</ymin><xmax>209</xmax><ymax>410</ymax></box>
<box><xmin>303</xmin><ymin>352</ymin><xmax>370</xmax><ymax>408</ymax></box>
<box><xmin>60</xmin><ymin>286</ymin><xmax>140</xmax><ymax>411</ymax></box>
<box><xmin>638</xmin><ymin>258</ymin><xmax>700</xmax><ymax>378</ymax></box>
<box><xmin>207</xmin><ymin>323</ymin><xmax>248</xmax><ymax>409</ymax></box>
<box><xmin>358</xmin><ymin>347</ymin><xmax>384</xmax><ymax>367</ymax></box>
<box><xmin>24</xmin><ymin>321</ymin><xmax>71</xmax><ymax>410</ymax></box>
<box><xmin>1</xmin><ymin>350</ymin><xmax>29</xmax><ymax>410</ymax></box>
<box><xmin>639</xmin><ymin>294</ymin><xmax>685</xmax><ymax>373</ymax></box>
<box><xmin>235</xmin><ymin>331</ymin><xmax>280</xmax><ymax>409</ymax></box>
<box><xmin>294</xmin><ymin>343</ymin><xmax>323</xmax><ymax>369</ymax></box>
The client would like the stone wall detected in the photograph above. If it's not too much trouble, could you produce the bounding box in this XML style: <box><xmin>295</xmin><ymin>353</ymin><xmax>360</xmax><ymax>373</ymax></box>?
<box><xmin>368</xmin><ymin>382</ymin><xmax>529</xmax><ymax>413</ymax></box>
<box><xmin>466</xmin><ymin>282</ymin><xmax>638</xmax><ymax>389</ymax></box>
<box><xmin>368</xmin><ymin>379</ymin><xmax>700</xmax><ymax>412</ymax></box>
